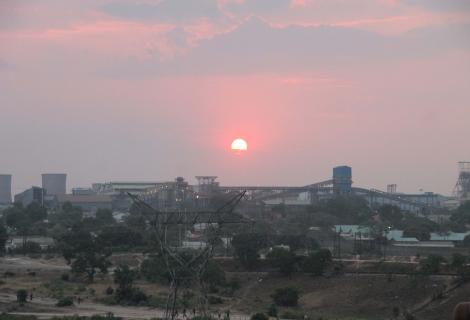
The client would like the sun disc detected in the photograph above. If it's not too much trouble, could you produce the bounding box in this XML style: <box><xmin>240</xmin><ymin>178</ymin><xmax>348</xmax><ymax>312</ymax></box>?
<box><xmin>231</xmin><ymin>138</ymin><xmax>248</xmax><ymax>151</ymax></box>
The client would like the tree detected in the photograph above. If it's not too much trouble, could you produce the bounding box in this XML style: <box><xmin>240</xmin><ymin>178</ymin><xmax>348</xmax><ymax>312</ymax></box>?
<box><xmin>232</xmin><ymin>233</ymin><xmax>267</xmax><ymax>269</ymax></box>
<box><xmin>302</xmin><ymin>249</ymin><xmax>332</xmax><ymax>276</ymax></box>
<box><xmin>420</xmin><ymin>254</ymin><xmax>446</xmax><ymax>274</ymax></box>
<box><xmin>21</xmin><ymin>241</ymin><xmax>42</xmax><ymax>254</ymax></box>
<box><xmin>267</xmin><ymin>248</ymin><xmax>297</xmax><ymax>277</ymax></box>
<box><xmin>49</xmin><ymin>202</ymin><xmax>83</xmax><ymax>227</ymax></box>
<box><xmin>4</xmin><ymin>203</ymin><xmax>32</xmax><ymax>242</ymax></box>
<box><xmin>378</xmin><ymin>205</ymin><xmax>403</xmax><ymax>227</ymax></box>
<box><xmin>124</xmin><ymin>205</ymin><xmax>147</xmax><ymax>231</ymax></box>
<box><xmin>25</xmin><ymin>202</ymin><xmax>47</xmax><ymax>223</ymax></box>
<box><xmin>274</xmin><ymin>234</ymin><xmax>317</xmax><ymax>252</ymax></box>
<box><xmin>140</xmin><ymin>255</ymin><xmax>170</xmax><ymax>283</ymax></box>
<box><xmin>111</xmin><ymin>265</ymin><xmax>150</xmax><ymax>306</ymax></box>
<box><xmin>57</xmin><ymin>227</ymin><xmax>111</xmax><ymax>281</ymax></box>
<box><xmin>251</xmin><ymin>313</ymin><xmax>269</xmax><ymax>320</ymax></box>
<box><xmin>271</xmin><ymin>287</ymin><xmax>299</xmax><ymax>307</ymax></box>
<box><xmin>324</xmin><ymin>195</ymin><xmax>372</xmax><ymax>224</ymax></box>
<box><xmin>403</xmin><ymin>226</ymin><xmax>431</xmax><ymax>241</ymax></box>
<box><xmin>95</xmin><ymin>209</ymin><xmax>115</xmax><ymax>224</ymax></box>
<box><xmin>463</xmin><ymin>235</ymin><xmax>470</xmax><ymax>248</ymax></box>
<box><xmin>114</xmin><ymin>265</ymin><xmax>138</xmax><ymax>302</ymax></box>
<box><xmin>450</xmin><ymin>201</ymin><xmax>470</xmax><ymax>225</ymax></box>
<box><xmin>98</xmin><ymin>225</ymin><xmax>144</xmax><ymax>249</ymax></box>
<box><xmin>451</xmin><ymin>253</ymin><xmax>467</xmax><ymax>273</ymax></box>
<box><xmin>17</xmin><ymin>289</ymin><xmax>28</xmax><ymax>304</ymax></box>
<box><xmin>267</xmin><ymin>304</ymin><xmax>278</xmax><ymax>317</ymax></box>
<box><xmin>202</xmin><ymin>260</ymin><xmax>226</xmax><ymax>287</ymax></box>
<box><xmin>0</xmin><ymin>224</ymin><xmax>8</xmax><ymax>255</ymax></box>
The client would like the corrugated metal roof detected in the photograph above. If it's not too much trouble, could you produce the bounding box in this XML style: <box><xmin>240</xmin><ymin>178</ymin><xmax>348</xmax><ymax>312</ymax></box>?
<box><xmin>386</xmin><ymin>230</ymin><xmax>419</xmax><ymax>242</ymax></box>
<box><xmin>430</xmin><ymin>232</ymin><xmax>470</xmax><ymax>242</ymax></box>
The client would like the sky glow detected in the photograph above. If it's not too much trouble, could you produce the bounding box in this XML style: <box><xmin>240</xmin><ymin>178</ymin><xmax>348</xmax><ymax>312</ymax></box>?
<box><xmin>0</xmin><ymin>0</ymin><xmax>469</xmax><ymax>195</ymax></box>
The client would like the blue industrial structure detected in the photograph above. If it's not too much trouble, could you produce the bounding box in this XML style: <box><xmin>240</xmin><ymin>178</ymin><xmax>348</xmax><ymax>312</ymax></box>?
<box><xmin>333</xmin><ymin>166</ymin><xmax>352</xmax><ymax>194</ymax></box>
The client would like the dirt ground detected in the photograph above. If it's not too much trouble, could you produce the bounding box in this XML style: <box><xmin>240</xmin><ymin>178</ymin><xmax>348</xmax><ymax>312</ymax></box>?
<box><xmin>0</xmin><ymin>255</ymin><xmax>466</xmax><ymax>320</ymax></box>
<box><xmin>0</xmin><ymin>255</ymin><xmax>249</xmax><ymax>320</ymax></box>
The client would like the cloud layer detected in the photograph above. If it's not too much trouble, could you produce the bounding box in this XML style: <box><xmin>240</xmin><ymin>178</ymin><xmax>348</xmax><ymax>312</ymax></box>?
<box><xmin>0</xmin><ymin>0</ymin><xmax>469</xmax><ymax>195</ymax></box>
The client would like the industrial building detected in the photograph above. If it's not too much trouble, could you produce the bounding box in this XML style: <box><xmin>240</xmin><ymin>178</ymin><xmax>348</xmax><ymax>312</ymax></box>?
<box><xmin>333</xmin><ymin>166</ymin><xmax>352</xmax><ymax>194</ymax></box>
<box><xmin>72</xmin><ymin>188</ymin><xmax>96</xmax><ymax>196</ymax></box>
<box><xmin>85</xmin><ymin>165</ymin><xmax>452</xmax><ymax>213</ymax></box>
<box><xmin>93</xmin><ymin>181</ymin><xmax>163</xmax><ymax>196</ymax></box>
<box><xmin>42</xmin><ymin>173</ymin><xmax>66</xmax><ymax>196</ymax></box>
<box><xmin>141</xmin><ymin>177</ymin><xmax>193</xmax><ymax>210</ymax></box>
<box><xmin>54</xmin><ymin>194</ymin><xmax>112</xmax><ymax>213</ymax></box>
<box><xmin>14</xmin><ymin>186</ymin><xmax>45</xmax><ymax>207</ymax></box>
<box><xmin>0</xmin><ymin>174</ymin><xmax>12</xmax><ymax>204</ymax></box>
<box><xmin>454</xmin><ymin>161</ymin><xmax>470</xmax><ymax>204</ymax></box>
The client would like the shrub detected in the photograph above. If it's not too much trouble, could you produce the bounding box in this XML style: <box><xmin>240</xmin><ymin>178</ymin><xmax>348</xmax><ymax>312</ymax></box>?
<box><xmin>22</xmin><ymin>241</ymin><xmax>42</xmax><ymax>254</ymax></box>
<box><xmin>271</xmin><ymin>287</ymin><xmax>299</xmax><ymax>307</ymax></box>
<box><xmin>56</xmin><ymin>296</ymin><xmax>74</xmax><ymax>307</ymax></box>
<box><xmin>61</xmin><ymin>273</ymin><xmax>70</xmax><ymax>281</ymax></box>
<box><xmin>140</xmin><ymin>256</ymin><xmax>170</xmax><ymax>283</ymax></box>
<box><xmin>106</xmin><ymin>287</ymin><xmax>114</xmax><ymax>295</ymax></box>
<box><xmin>17</xmin><ymin>289</ymin><xmax>28</xmax><ymax>303</ymax></box>
<box><xmin>280</xmin><ymin>311</ymin><xmax>304</xmax><ymax>319</ymax></box>
<box><xmin>302</xmin><ymin>249</ymin><xmax>332</xmax><ymax>276</ymax></box>
<box><xmin>202</xmin><ymin>261</ymin><xmax>226</xmax><ymax>287</ymax></box>
<box><xmin>392</xmin><ymin>306</ymin><xmax>400</xmax><ymax>318</ymax></box>
<box><xmin>4</xmin><ymin>271</ymin><xmax>15</xmax><ymax>277</ymax></box>
<box><xmin>451</xmin><ymin>253</ymin><xmax>467</xmax><ymax>272</ymax></box>
<box><xmin>267</xmin><ymin>304</ymin><xmax>278</xmax><ymax>317</ymax></box>
<box><xmin>420</xmin><ymin>255</ymin><xmax>446</xmax><ymax>274</ymax></box>
<box><xmin>251</xmin><ymin>313</ymin><xmax>268</xmax><ymax>320</ymax></box>
<box><xmin>227</xmin><ymin>277</ymin><xmax>241</xmax><ymax>291</ymax></box>
<box><xmin>267</xmin><ymin>248</ymin><xmax>297</xmax><ymax>277</ymax></box>
<box><xmin>207</xmin><ymin>295</ymin><xmax>223</xmax><ymax>305</ymax></box>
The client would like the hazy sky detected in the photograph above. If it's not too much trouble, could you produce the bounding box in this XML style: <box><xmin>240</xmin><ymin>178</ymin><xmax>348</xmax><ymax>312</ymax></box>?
<box><xmin>1</xmin><ymin>0</ymin><xmax>469</xmax><ymax>195</ymax></box>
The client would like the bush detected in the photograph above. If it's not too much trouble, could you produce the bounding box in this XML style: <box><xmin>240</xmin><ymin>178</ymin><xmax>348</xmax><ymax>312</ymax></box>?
<box><xmin>302</xmin><ymin>249</ymin><xmax>332</xmax><ymax>276</ymax></box>
<box><xmin>420</xmin><ymin>255</ymin><xmax>446</xmax><ymax>274</ymax></box>
<box><xmin>4</xmin><ymin>271</ymin><xmax>15</xmax><ymax>277</ymax></box>
<box><xmin>106</xmin><ymin>287</ymin><xmax>114</xmax><ymax>295</ymax></box>
<box><xmin>267</xmin><ymin>248</ymin><xmax>297</xmax><ymax>277</ymax></box>
<box><xmin>207</xmin><ymin>295</ymin><xmax>223</xmax><ymax>305</ymax></box>
<box><xmin>17</xmin><ymin>289</ymin><xmax>28</xmax><ymax>303</ymax></box>
<box><xmin>271</xmin><ymin>287</ymin><xmax>299</xmax><ymax>307</ymax></box>
<box><xmin>56</xmin><ymin>296</ymin><xmax>74</xmax><ymax>307</ymax></box>
<box><xmin>267</xmin><ymin>304</ymin><xmax>278</xmax><ymax>317</ymax></box>
<box><xmin>22</xmin><ymin>241</ymin><xmax>42</xmax><ymax>254</ymax></box>
<box><xmin>61</xmin><ymin>273</ymin><xmax>70</xmax><ymax>281</ymax></box>
<box><xmin>202</xmin><ymin>261</ymin><xmax>226</xmax><ymax>287</ymax></box>
<box><xmin>280</xmin><ymin>311</ymin><xmax>304</xmax><ymax>319</ymax></box>
<box><xmin>140</xmin><ymin>256</ymin><xmax>170</xmax><ymax>283</ymax></box>
<box><xmin>227</xmin><ymin>277</ymin><xmax>241</xmax><ymax>291</ymax></box>
<box><xmin>251</xmin><ymin>313</ymin><xmax>268</xmax><ymax>320</ymax></box>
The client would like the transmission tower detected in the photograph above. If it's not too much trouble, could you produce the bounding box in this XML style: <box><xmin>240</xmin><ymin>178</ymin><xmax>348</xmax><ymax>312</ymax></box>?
<box><xmin>129</xmin><ymin>191</ymin><xmax>250</xmax><ymax>320</ymax></box>
<box><xmin>454</xmin><ymin>162</ymin><xmax>470</xmax><ymax>203</ymax></box>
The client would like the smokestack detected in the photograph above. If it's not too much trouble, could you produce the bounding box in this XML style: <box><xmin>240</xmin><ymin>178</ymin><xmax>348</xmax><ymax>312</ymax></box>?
<box><xmin>42</xmin><ymin>173</ymin><xmax>67</xmax><ymax>196</ymax></box>
<box><xmin>0</xmin><ymin>174</ymin><xmax>12</xmax><ymax>204</ymax></box>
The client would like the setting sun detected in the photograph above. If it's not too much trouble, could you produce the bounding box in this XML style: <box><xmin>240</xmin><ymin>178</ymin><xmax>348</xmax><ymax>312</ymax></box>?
<box><xmin>231</xmin><ymin>138</ymin><xmax>248</xmax><ymax>151</ymax></box>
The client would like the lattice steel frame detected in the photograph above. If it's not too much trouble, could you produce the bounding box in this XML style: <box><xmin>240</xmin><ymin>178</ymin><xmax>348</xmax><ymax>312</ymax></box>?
<box><xmin>129</xmin><ymin>191</ymin><xmax>249</xmax><ymax>320</ymax></box>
